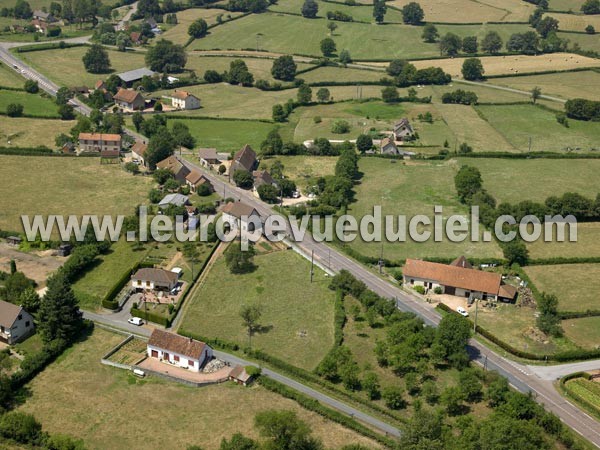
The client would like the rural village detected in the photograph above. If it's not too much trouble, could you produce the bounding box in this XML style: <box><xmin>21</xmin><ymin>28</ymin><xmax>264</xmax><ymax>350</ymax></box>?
<box><xmin>0</xmin><ymin>0</ymin><xmax>600</xmax><ymax>447</ymax></box>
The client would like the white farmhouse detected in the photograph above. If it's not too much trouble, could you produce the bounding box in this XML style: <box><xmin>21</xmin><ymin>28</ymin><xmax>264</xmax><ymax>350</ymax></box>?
<box><xmin>147</xmin><ymin>329</ymin><xmax>213</xmax><ymax>372</ymax></box>
<box><xmin>131</xmin><ymin>267</ymin><xmax>179</xmax><ymax>292</ymax></box>
<box><xmin>163</xmin><ymin>90</ymin><xmax>201</xmax><ymax>110</ymax></box>
<box><xmin>0</xmin><ymin>300</ymin><xmax>34</xmax><ymax>344</ymax></box>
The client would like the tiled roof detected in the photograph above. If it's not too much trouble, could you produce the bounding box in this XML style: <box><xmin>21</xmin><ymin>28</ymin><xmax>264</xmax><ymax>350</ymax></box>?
<box><xmin>403</xmin><ymin>258</ymin><xmax>502</xmax><ymax>295</ymax></box>
<box><xmin>222</xmin><ymin>201</ymin><xmax>259</xmax><ymax>219</ymax></box>
<box><xmin>0</xmin><ymin>300</ymin><xmax>24</xmax><ymax>328</ymax></box>
<box><xmin>113</xmin><ymin>88</ymin><xmax>143</xmax><ymax>104</ymax></box>
<box><xmin>148</xmin><ymin>329</ymin><xmax>207</xmax><ymax>360</ymax></box>
<box><xmin>132</xmin><ymin>268</ymin><xmax>178</xmax><ymax>284</ymax></box>
<box><xmin>78</xmin><ymin>133</ymin><xmax>121</xmax><ymax>142</ymax></box>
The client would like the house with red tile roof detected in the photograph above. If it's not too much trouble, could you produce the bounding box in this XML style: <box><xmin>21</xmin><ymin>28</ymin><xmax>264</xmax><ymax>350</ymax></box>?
<box><xmin>147</xmin><ymin>329</ymin><xmax>213</xmax><ymax>373</ymax></box>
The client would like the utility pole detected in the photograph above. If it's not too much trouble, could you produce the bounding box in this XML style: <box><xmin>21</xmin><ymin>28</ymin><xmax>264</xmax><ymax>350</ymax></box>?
<box><xmin>473</xmin><ymin>299</ymin><xmax>479</xmax><ymax>333</ymax></box>
<box><xmin>310</xmin><ymin>250</ymin><xmax>314</xmax><ymax>283</ymax></box>
<box><xmin>528</xmin><ymin>136</ymin><xmax>532</xmax><ymax>152</ymax></box>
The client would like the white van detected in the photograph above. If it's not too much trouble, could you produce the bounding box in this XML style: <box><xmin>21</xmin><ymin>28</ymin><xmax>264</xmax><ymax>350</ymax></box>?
<box><xmin>456</xmin><ymin>306</ymin><xmax>469</xmax><ymax>317</ymax></box>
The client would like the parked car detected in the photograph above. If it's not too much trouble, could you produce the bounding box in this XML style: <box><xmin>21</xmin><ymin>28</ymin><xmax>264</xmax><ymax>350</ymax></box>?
<box><xmin>292</xmin><ymin>191</ymin><xmax>301</xmax><ymax>199</ymax></box>
<box><xmin>128</xmin><ymin>317</ymin><xmax>144</xmax><ymax>326</ymax></box>
<box><xmin>456</xmin><ymin>306</ymin><xmax>469</xmax><ymax>317</ymax></box>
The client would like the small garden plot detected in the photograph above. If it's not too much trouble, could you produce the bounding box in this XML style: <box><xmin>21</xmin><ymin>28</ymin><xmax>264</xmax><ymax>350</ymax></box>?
<box><xmin>564</xmin><ymin>377</ymin><xmax>600</xmax><ymax>418</ymax></box>
<box><xmin>106</xmin><ymin>337</ymin><xmax>148</xmax><ymax>366</ymax></box>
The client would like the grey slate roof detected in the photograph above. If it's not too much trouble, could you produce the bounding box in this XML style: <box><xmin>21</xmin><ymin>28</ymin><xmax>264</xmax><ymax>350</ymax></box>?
<box><xmin>158</xmin><ymin>193</ymin><xmax>190</xmax><ymax>208</ymax></box>
<box><xmin>117</xmin><ymin>68</ymin><xmax>157</xmax><ymax>83</ymax></box>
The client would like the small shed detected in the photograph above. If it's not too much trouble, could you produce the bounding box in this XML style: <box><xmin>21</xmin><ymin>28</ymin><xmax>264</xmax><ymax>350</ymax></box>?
<box><xmin>229</xmin><ymin>365</ymin><xmax>252</xmax><ymax>386</ymax></box>
<box><xmin>6</xmin><ymin>236</ymin><xmax>21</xmax><ymax>246</ymax></box>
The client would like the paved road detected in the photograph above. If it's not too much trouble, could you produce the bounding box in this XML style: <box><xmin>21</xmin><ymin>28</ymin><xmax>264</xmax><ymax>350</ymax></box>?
<box><xmin>181</xmin><ymin>158</ymin><xmax>600</xmax><ymax>448</ymax></box>
<box><xmin>528</xmin><ymin>359</ymin><xmax>600</xmax><ymax>381</ymax></box>
<box><xmin>2</xmin><ymin>44</ymin><xmax>598</xmax><ymax>446</ymax></box>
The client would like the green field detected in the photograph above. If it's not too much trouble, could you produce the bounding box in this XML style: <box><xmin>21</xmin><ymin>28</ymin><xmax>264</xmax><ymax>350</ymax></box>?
<box><xmin>525</xmin><ymin>263</ymin><xmax>600</xmax><ymax>312</ymax></box>
<box><xmin>558</xmin><ymin>31</ymin><xmax>600</xmax><ymax>53</ymax></box>
<box><xmin>346</xmin><ymin>158</ymin><xmax>503</xmax><ymax>262</ymax></box>
<box><xmin>526</xmin><ymin>223</ymin><xmax>600</xmax><ymax>260</ymax></box>
<box><xmin>299</xmin><ymin>66</ymin><xmax>386</xmax><ymax>84</ymax></box>
<box><xmin>0</xmin><ymin>117</ymin><xmax>73</xmax><ymax>147</ymax></box>
<box><xmin>456</xmin><ymin>158</ymin><xmax>600</xmax><ymax>204</ymax></box>
<box><xmin>475</xmin><ymin>104</ymin><xmax>600</xmax><ymax>152</ymax></box>
<box><xmin>550</xmin><ymin>0</ymin><xmax>585</xmax><ymax>10</ymax></box>
<box><xmin>0</xmin><ymin>156</ymin><xmax>151</xmax><ymax>232</ymax></box>
<box><xmin>17</xmin><ymin>328</ymin><xmax>379</xmax><ymax>450</ymax></box>
<box><xmin>159</xmin><ymin>9</ymin><xmax>244</xmax><ymax>45</ymax></box>
<box><xmin>190</xmin><ymin>13</ymin><xmax>530</xmax><ymax>60</ymax></box>
<box><xmin>180</xmin><ymin>248</ymin><xmax>336</xmax><ymax>370</ymax></box>
<box><xmin>562</xmin><ymin>317</ymin><xmax>600</xmax><ymax>349</ymax></box>
<box><xmin>491</xmin><ymin>70</ymin><xmax>600</xmax><ymax>102</ymax></box>
<box><xmin>564</xmin><ymin>377</ymin><xmax>600</xmax><ymax>419</ymax></box>
<box><xmin>0</xmin><ymin>89</ymin><xmax>59</xmax><ymax>117</ymax></box>
<box><xmin>18</xmin><ymin>46</ymin><xmax>147</xmax><ymax>87</ymax></box>
<box><xmin>160</xmin><ymin>117</ymin><xmax>274</xmax><ymax>150</ymax></box>
<box><xmin>0</xmin><ymin>62</ymin><xmax>27</xmax><ymax>88</ymax></box>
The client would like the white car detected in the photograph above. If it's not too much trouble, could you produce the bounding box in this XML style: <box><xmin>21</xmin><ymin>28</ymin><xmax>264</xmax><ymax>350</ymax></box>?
<box><xmin>292</xmin><ymin>191</ymin><xmax>301</xmax><ymax>199</ymax></box>
<box><xmin>456</xmin><ymin>306</ymin><xmax>469</xmax><ymax>317</ymax></box>
<box><xmin>128</xmin><ymin>317</ymin><xmax>144</xmax><ymax>326</ymax></box>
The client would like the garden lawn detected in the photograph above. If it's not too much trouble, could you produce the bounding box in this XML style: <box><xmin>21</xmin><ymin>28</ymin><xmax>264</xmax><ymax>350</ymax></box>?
<box><xmin>456</xmin><ymin>158</ymin><xmax>600</xmax><ymax>203</ymax></box>
<box><xmin>0</xmin><ymin>156</ymin><xmax>151</xmax><ymax>233</ymax></box>
<box><xmin>72</xmin><ymin>239</ymin><xmax>150</xmax><ymax>311</ymax></box>
<box><xmin>475</xmin><ymin>303</ymin><xmax>579</xmax><ymax>355</ymax></box>
<box><xmin>262</xmin><ymin>155</ymin><xmax>338</xmax><ymax>190</ymax></box>
<box><xmin>160</xmin><ymin>117</ymin><xmax>274</xmax><ymax>151</ymax></box>
<box><xmin>179</xmin><ymin>249</ymin><xmax>336</xmax><ymax>371</ymax></box>
<box><xmin>562</xmin><ymin>317</ymin><xmax>600</xmax><ymax>349</ymax></box>
<box><xmin>0</xmin><ymin>62</ymin><xmax>27</xmax><ymax>88</ymax></box>
<box><xmin>524</xmin><ymin>263</ymin><xmax>600</xmax><ymax>312</ymax></box>
<box><xmin>346</xmin><ymin>158</ymin><xmax>503</xmax><ymax>262</ymax></box>
<box><xmin>0</xmin><ymin>89</ymin><xmax>60</xmax><ymax>117</ymax></box>
<box><xmin>526</xmin><ymin>223</ymin><xmax>600</xmax><ymax>260</ymax></box>
<box><xmin>17</xmin><ymin>46</ymin><xmax>147</xmax><ymax>87</ymax></box>
<box><xmin>475</xmin><ymin>104</ymin><xmax>600</xmax><ymax>152</ymax></box>
<box><xmin>17</xmin><ymin>328</ymin><xmax>380</xmax><ymax>450</ymax></box>
<box><xmin>491</xmin><ymin>70</ymin><xmax>600</xmax><ymax>102</ymax></box>
<box><xmin>0</xmin><ymin>117</ymin><xmax>73</xmax><ymax>147</ymax></box>
<box><xmin>190</xmin><ymin>13</ymin><xmax>530</xmax><ymax>60</ymax></box>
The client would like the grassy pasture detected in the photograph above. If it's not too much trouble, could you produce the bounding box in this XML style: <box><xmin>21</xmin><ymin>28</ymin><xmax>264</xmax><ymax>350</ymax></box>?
<box><xmin>389</xmin><ymin>0</ymin><xmax>535</xmax><ymax>22</ymax></box>
<box><xmin>190</xmin><ymin>13</ymin><xmax>530</xmax><ymax>59</ymax></box>
<box><xmin>456</xmin><ymin>158</ymin><xmax>600</xmax><ymax>204</ymax></box>
<box><xmin>547</xmin><ymin>12</ymin><xmax>600</xmax><ymax>31</ymax></box>
<box><xmin>159</xmin><ymin>116</ymin><xmax>274</xmax><ymax>150</ymax></box>
<box><xmin>0</xmin><ymin>61</ymin><xmax>27</xmax><ymax>88</ymax></box>
<box><xmin>558</xmin><ymin>31</ymin><xmax>600</xmax><ymax>53</ymax></box>
<box><xmin>550</xmin><ymin>0</ymin><xmax>585</xmax><ymax>10</ymax></box>
<box><xmin>475</xmin><ymin>104</ymin><xmax>600</xmax><ymax>152</ymax></box>
<box><xmin>17</xmin><ymin>328</ymin><xmax>380</xmax><ymax>450</ymax></box>
<box><xmin>346</xmin><ymin>158</ymin><xmax>503</xmax><ymax>261</ymax></box>
<box><xmin>17</xmin><ymin>46</ymin><xmax>147</xmax><ymax>87</ymax></box>
<box><xmin>524</xmin><ymin>264</ymin><xmax>600</xmax><ymax>312</ymax></box>
<box><xmin>180</xmin><ymin>249</ymin><xmax>336</xmax><ymax>371</ymax></box>
<box><xmin>491</xmin><ymin>70</ymin><xmax>600</xmax><ymax>101</ymax></box>
<box><xmin>562</xmin><ymin>317</ymin><xmax>600</xmax><ymax>349</ymax></box>
<box><xmin>411</xmin><ymin>53</ymin><xmax>600</xmax><ymax>79</ymax></box>
<box><xmin>159</xmin><ymin>9</ymin><xmax>244</xmax><ymax>45</ymax></box>
<box><xmin>299</xmin><ymin>66</ymin><xmax>386</xmax><ymax>83</ymax></box>
<box><xmin>262</xmin><ymin>155</ymin><xmax>338</xmax><ymax>190</ymax></box>
<box><xmin>0</xmin><ymin>89</ymin><xmax>59</xmax><ymax>117</ymax></box>
<box><xmin>525</xmin><ymin>223</ymin><xmax>600</xmax><ymax>260</ymax></box>
<box><xmin>0</xmin><ymin>156</ymin><xmax>151</xmax><ymax>233</ymax></box>
<box><xmin>0</xmin><ymin>117</ymin><xmax>73</xmax><ymax>147</ymax></box>
<box><xmin>269</xmin><ymin>0</ymin><xmax>405</xmax><ymax>22</ymax></box>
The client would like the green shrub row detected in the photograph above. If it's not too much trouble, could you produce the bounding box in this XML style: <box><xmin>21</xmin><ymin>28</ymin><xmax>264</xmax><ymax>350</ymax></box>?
<box><xmin>163</xmin><ymin>115</ymin><xmax>273</xmax><ymax>124</ymax></box>
<box><xmin>485</xmin><ymin>67</ymin><xmax>593</xmax><ymax>79</ymax></box>
<box><xmin>459</xmin><ymin>152</ymin><xmax>600</xmax><ymax>160</ymax></box>
<box><xmin>131</xmin><ymin>307</ymin><xmax>170</xmax><ymax>326</ymax></box>
<box><xmin>0</xmin><ymin>85</ymin><xmax>26</xmax><ymax>92</ymax></box>
<box><xmin>529</xmin><ymin>256</ymin><xmax>600</xmax><ymax>265</ymax></box>
<box><xmin>558</xmin><ymin>310</ymin><xmax>600</xmax><ymax>319</ymax></box>
<box><xmin>257</xmin><ymin>376</ymin><xmax>397</xmax><ymax>448</ymax></box>
<box><xmin>15</xmin><ymin>41</ymin><xmax>86</xmax><ymax>53</ymax></box>
<box><xmin>0</xmin><ymin>146</ymin><xmax>55</xmax><ymax>156</ymax></box>
<box><xmin>177</xmin><ymin>329</ymin><xmax>406</xmax><ymax>424</ymax></box>
<box><xmin>559</xmin><ymin>372</ymin><xmax>600</xmax><ymax>418</ymax></box>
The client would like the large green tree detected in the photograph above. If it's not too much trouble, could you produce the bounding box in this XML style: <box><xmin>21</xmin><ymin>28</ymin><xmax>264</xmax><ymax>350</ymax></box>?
<box><xmin>373</xmin><ymin>0</ymin><xmax>387</xmax><ymax>23</ymax></box>
<box><xmin>271</xmin><ymin>55</ymin><xmax>297</xmax><ymax>81</ymax></box>
<box><xmin>188</xmin><ymin>18</ymin><xmax>208</xmax><ymax>38</ymax></box>
<box><xmin>145</xmin><ymin>39</ymin><xmax>187</xmax><ymax>72</ymax></box>
<box><xmin>82</xmin><ymin>44</ymin><xmax>111</xmax><ymax>74</ymax></box>
<box><xmin>146</xmin><ymin>127</ymin><xmax>176</xmax><ymax>169</ymax></box>
<box><xmin>301</xmin><ymin>0</ymin><xmax>318</xmax><ymax>18</ymax></box>
<box><xmin>461</xmin><ymin>58</ymin><xmax>485</xmax><ymax>80</ymax></box>
<box><xmin>37</xmin><ymin>273</ymin><xmax>83</xmax><ymax>344</ymax></box>
<box><xmin>401</xmin><ymin>2</ymin><xmax>424</xmax><ymax>24</ymax></box>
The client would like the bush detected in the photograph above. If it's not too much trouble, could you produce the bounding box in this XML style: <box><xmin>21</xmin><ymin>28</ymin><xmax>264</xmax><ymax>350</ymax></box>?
<box><xmin>414</xmin><ymin>285</ymin><xmax>425</xmax><ymax>294</ymax></box>
<box><xmin>0</xmin><ymin>412</ymin><xmax>43</xmax><ymax>445</ymax></box>
<box><xmin>6</xmin><ymin>103</ymin><xmax>24</xmax><ymax>117</ymax></box>
<box><xmin>24</xmin><ymin>79</ymin><xmax>39</xmax><ymax>93</ymax></box>
<box><xmin>433</xmin><ymin>286</ymin><xmax>443</xmax><ymax>294</ymax></box>
<box><xmin>331</xmin><ymin>120</ymin><xmax>351</xmax><ymax>134</ymax></box>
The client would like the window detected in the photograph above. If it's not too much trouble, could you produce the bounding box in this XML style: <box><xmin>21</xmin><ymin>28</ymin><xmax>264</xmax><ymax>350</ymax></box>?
<box><xmin>151</xmin><ymin>350</ymin><xmax>158</xmax><ymax>358</ymax></box>
<box><xmin>188</xmin><ymin>360</ymin><xmax>195</xmax><ymax>367</ymax></box>
<box><xmin>25</xmin><ymin>321</ymin><xmax>30</xmax><ymax>327</ymax></box>
<box><xmin>173</xmin><ymin>355</ymin><xmax>179</xmax><ymax>362</ymax></box>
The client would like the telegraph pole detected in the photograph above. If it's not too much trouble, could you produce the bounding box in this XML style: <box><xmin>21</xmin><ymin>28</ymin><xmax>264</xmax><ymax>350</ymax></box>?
<box><xmin>310</xmin><ymin>250</ymin><xmax>314</xmax><ymax>283</ymax></box>
<box><xmin>473</xmin><ymin>299</ymin><xmax>479</xmax><ymax>333</ymax></box>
